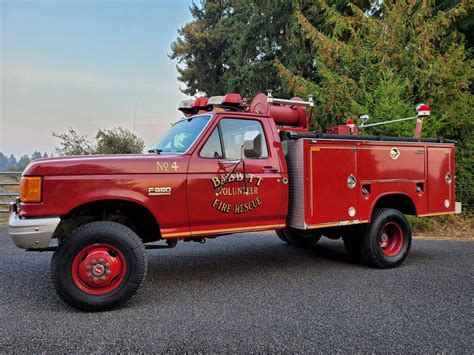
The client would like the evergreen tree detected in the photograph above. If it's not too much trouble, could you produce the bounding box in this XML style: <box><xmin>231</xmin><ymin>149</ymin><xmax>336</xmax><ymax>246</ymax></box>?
<box><xmin>5</xmin><ymin>154</ymin><xmax>17</xmax><ymax>171</ymax></box>
<box><xmin>0</xmin><ymin>153</ymin><xmax>7</xmax><ymax>172</ymax></box>
<box><xmin>17</xmin><ymin>155</ymin><xmax>31</xmax><ymax>171</ymax></box>
<box><xmin>31</xmin><ymin>151</ymin><xmax>43</xmax><ymax>160</ymax></box>
<box><xmin>274</xmin><ymin>0</ymin><xmax>473</xmax><ymax>204</ymax></box>
<box><xmin>172</xmin><ymin>0</ymin><xmax>473</xmax><ymax>206</ymax></box>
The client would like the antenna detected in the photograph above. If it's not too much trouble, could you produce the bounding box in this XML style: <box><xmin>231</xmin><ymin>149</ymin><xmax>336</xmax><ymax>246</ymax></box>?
<box><xmin>133</xmin><ymin>101</ymin><xmax>138</xmax><ymax>132</ymax></box>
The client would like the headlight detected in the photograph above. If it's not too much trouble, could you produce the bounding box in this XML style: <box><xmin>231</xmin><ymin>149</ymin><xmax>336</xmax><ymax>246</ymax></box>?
<box><xmin>20</xmin><ymin>176</ymin><xmax>42</xmax><ymax>203</ymax></box>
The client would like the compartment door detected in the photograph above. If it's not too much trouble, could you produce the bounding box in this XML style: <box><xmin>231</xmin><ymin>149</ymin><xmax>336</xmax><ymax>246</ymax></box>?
<box><xmin>427</xmin><ymin>147</ymin><xmax>453</xmax><ymax>213</ymax></box>
<box><xmin>307</xmin><ymin>144</ymin><xmax>358</xmax><ymax>225</ymax></box>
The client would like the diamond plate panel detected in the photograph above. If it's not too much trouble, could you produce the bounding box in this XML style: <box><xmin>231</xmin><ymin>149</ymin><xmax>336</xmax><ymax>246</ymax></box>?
<box><xmin>286</xmin><ymin>139</ymin><xmax>306</xmax><ymax>229</ymax></box>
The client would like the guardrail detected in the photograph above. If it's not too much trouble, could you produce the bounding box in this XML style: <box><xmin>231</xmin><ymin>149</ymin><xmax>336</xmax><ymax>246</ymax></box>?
<box><xmin>0</xmin><ymin>172</ymin><xmax>21</xmax><ymax>213</ymax></box>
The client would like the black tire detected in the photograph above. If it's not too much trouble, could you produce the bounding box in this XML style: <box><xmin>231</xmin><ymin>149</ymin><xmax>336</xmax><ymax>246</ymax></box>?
<box><xmin>275</xmin><ymin>229</ymin><xmax>289</xmax><ymax>243</ymax></box>
<box><xmin>276</xmin><ymin>228</ymin><xmax>321</xmax><ymax>248</ymax></box>
<box><xmin>360</xmin><ymin>208</ymin><xmax>412</xmax><ymax>268</ymax></box>
<box><xmin>51</xmin><ymin>221</ymin><xmax>147</xmax><ymax>311</ymax></box>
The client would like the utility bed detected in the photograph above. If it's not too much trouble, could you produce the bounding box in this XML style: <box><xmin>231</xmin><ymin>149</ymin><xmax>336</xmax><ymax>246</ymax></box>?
<box><xmin>284</xmin><ymin>136</ymin><xmax>456</xmax><ymax>229</ymax></box>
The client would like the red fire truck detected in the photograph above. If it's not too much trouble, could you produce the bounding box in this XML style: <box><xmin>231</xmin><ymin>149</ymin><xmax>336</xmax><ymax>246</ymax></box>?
<box><xmin>9</xmin><ymin>91</ymin><xmax>460</xmax><ymax>310</ymax></box>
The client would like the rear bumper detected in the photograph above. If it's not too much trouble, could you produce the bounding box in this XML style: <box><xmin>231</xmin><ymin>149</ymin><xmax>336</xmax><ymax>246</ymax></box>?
<box><xmin>8</xmin><ymin>213</ymin><xmax>60</xmax><ymax>249</ymax></box>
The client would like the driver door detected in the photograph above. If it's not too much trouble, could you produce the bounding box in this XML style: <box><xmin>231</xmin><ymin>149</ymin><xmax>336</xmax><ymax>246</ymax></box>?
<box><xmin>187</xmin><ymin>117</ymin><xmax>284</xmax><ymax>236</ymax></box>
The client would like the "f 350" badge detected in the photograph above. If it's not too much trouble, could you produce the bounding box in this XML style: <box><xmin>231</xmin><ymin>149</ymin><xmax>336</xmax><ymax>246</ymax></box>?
<box><xmin>148</xmin><ymin>187</ymin><xmax>172</xmax><ymax>196</ymax></box>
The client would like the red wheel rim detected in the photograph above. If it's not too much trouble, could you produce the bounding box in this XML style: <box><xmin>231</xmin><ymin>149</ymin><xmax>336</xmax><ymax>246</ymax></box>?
<box><xmin>379</xmin><ymin>222</ymin><xmax>404</xmax><ymax>257</ymax></box>
<box><xmin>71</xmin><ymin>243</ymin><xmax>126</xmax><ymax>295</ymax></box>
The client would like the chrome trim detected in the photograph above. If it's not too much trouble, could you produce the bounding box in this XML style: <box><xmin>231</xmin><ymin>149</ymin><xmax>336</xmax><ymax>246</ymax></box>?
<box><xmin>445</xmin><ymin>172</ymin><xmax>452</xmax><ymax>184</ymax></box>
<box><xmin>347</xmin><ymin>174</ymin><xmax>356</xmax><ymax>189</ymax></box>
<box><xmin>8</xmin><ymin>214</ymin><xmax>60</xmax><ymax>249</ymax></box>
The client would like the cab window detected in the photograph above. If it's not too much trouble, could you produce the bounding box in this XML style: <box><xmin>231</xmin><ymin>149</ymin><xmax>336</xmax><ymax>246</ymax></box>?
<box><xmin>220</xmin><ymin>119</ymin><xmax>268</xmax><ymax>159</ymax></box>
<box><xmin>199</xmin><ymin>118</ymin><xmax>268</xmax><ymax>159</ymax></box>
<box><xmin>200</xmin><ymin>128</ymin><xmax>223</xmax><ymax>158</ymax></box>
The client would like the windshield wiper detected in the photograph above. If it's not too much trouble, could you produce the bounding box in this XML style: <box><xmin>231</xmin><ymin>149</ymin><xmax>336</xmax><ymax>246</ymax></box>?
<box><xmin>148</xmin><ymin>149</ymin><xmax>163</xmax><ymax>154</ymax></box>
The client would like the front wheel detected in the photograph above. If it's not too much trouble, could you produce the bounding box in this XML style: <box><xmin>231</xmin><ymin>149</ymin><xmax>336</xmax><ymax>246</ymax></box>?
<box><xmin>276</xmin><ymin>228</ymin><xmax>321</xmax><ymax>248</ymax></box>
<box><xmin>360</xmin><ymin>208</ymin><xmax>412</xmax><ymax>268</ymax></box>
<box><xmin>51</xmin><ymin>221</ymin><xmax>147</xmax><ymax>311</ymax></box>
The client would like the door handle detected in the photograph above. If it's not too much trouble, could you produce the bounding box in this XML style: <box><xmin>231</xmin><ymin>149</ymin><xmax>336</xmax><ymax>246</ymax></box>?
<box><xmin>262</xmin><ymin>166</ymin><xmax>278</xmax><ymax>173</ymax></box>
<box><xmin>219</xmin><ymin>159</ymin><xmax>240</xmax><ymax>165</ymax></box>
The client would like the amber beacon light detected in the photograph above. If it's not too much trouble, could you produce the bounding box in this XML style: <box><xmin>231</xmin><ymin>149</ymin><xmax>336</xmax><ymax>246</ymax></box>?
<box><xmin>20</xmin><ymin>176</ymin><xmax>42</xmax><ymax>203</ymax></box>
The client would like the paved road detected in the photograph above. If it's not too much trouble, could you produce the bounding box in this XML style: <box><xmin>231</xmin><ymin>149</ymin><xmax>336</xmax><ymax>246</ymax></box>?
<box><xmin>0</xmin><ymin>226</ymin><xmax>472</xmax><ymax>352</ymax></box>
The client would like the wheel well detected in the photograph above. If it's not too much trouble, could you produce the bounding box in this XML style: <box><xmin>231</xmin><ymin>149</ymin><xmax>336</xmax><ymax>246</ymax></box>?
<box><xmin>53</xmin><ymin>200</ymin><xmax>161</xmax><ymax>243</ymax></box>
<box><xmin>372</xmin><ymin>194</ymin><xmax>416</xmax><ymax>217</ymax></box>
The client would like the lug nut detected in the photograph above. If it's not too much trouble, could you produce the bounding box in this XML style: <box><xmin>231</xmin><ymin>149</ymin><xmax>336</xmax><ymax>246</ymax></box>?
<box><xmin>100</xmin><ymin>276</ymin><xmax>106</xmax><ymax>280</ymax></box>
<box><xmin>105</xmin><ymin>262</ymin><xmax>111</xmax><ymax>268</ymax></box>
<box><xmin>106</xmin><ymin>270</ymin><xmax>111</xmax><ymax>275</ymax></box>
<box><xmin>91</xmin><ymin>259</ymin><xmax>97</xmax><ymax>265</ymax></box>
<box><xmin>93</xmin><ymin>277</ymin><xmax>98</xmax><ymax>282</ymax></box>
<box><xmin>87</xmin><ymin>272</ymin><xmax>92</xmax><ymax>278</ymax></box>
<box><xmin>85</xmin><ymin>265</ymin><xmax>92</xmax><ymax>270</ymax></box>
<box><xmin>99</xmin><ymin>258</ymin><xmax>105</xmax><ymax>264</ymax></box>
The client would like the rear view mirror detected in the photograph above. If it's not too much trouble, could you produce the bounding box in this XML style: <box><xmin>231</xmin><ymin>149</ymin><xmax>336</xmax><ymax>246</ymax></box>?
<box><xmin>360</xmin><ymin>114</ymin><xmax>369</xmax><ymax>125</ymax></box>
<box><xmin>243</xmin><ymin>131</ymin><xmax>262</xmax><ymax>158</ymax></box>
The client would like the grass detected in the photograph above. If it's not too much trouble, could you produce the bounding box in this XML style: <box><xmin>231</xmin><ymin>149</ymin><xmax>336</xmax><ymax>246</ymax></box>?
<box><xmin>409</xmin><ymin>213</ymin><xmax>474</xmax><ymax>239</ymax></box>
<box><xmin>0</xmin><ymin>214</ymin><xmax>8</xmax><ymax>225</ymax></box>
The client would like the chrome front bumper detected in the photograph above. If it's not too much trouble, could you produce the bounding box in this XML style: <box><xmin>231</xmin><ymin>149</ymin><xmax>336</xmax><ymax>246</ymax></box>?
<box><xmin>8</xmin><ymin>213</ymin><xmax>60</xmax><ymax>249</ymax></box>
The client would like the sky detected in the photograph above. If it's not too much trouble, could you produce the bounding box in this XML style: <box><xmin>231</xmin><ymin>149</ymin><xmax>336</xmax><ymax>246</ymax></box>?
<box><xmin>0</xmin><ymin>0</ymin><xmax>194</xmax><ymax>157</ymax></box>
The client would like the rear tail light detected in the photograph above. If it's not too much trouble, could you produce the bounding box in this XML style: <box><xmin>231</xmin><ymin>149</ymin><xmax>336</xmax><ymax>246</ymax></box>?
<box><xmin>20</xmin><ymin>176</ymin><xmax>42</xmax><ymax>203</ymax></box>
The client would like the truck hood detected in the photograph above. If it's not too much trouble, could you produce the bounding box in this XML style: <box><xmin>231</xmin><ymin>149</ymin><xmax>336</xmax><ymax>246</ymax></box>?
<box><xmin>23</xmin><ymin>154</ymin><xmax>190</xmax><ymax>176</ymax></box>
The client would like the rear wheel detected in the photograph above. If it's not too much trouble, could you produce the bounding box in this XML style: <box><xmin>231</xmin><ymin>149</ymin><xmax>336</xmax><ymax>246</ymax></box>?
<box><xmin>276</xmin><ymin>228</ymin><xmax>321</xmax><ymax>247</ymax></box>
<box><xmin>51</xmin><ymin>221</ymin><xmax>147</xmax><ymax>311</ymax></box>
<box><xmin>360</xmin><ymin>208</ymin><xmax>412</xmax><ymax>268</ymax></box>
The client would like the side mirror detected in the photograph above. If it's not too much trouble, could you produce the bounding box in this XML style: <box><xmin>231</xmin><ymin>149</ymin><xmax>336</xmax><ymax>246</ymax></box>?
<box><xmin>360</xmin><ymin>114</ymin><xmax>369</xmax><ymax>125</ymax></box>
<box><xmin>243</xmin><ymin>131</ymin><xmax>262</xmax><ymax>158</ymax></box>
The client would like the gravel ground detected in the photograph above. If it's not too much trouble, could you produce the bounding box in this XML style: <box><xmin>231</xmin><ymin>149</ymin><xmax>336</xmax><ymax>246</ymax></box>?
<box><xmin>0</xmin><ymin>227</ymin><xmax>472</xmax><ymax>353</ymax></box>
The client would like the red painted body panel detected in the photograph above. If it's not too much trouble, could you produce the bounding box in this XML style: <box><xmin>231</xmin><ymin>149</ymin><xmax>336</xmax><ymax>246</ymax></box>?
<box><xmin>186</xmin><ymin>113</ymin><xmax>287</xmax><ymax>237</ymax></box>
<box><xmin>21</xmin><ymin>154</ymin><xmax>191</xmax><ymax>237</ymax></box>
<box><xmin>427</xmin><ymin>147</ymin><xmax>455</xmax><ymax>213</ymax></box>
<box><xmin>306</xmin><ymin>142</ymin><xmax>358</xmax><ymax>224</ymax></box>
<box><xmin>19</xmin><ymin>111</ymin><xmax>456</xmax><ymax>240</ymax></box>
<box><xmin>300</xmin><ymin>139</ymin><xmax>455</xmax><ymax>228</ymax></box>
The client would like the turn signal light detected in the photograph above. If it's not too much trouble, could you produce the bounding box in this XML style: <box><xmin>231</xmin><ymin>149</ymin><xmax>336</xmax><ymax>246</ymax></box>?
<box><xmin>20</xmin><ymin>176</ymin><xmax>42</xmax><ymax>203</ymax></box>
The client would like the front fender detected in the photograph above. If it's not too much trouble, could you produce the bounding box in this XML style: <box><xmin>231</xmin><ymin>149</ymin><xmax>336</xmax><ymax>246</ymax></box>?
<box><xmin>19</xmin><ymin>174</ymin><xmax>190</xmax><ymax>236</ymax></box>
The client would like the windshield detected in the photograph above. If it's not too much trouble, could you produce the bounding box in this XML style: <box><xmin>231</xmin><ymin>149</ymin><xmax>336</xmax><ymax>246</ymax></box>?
<box><xmin>152</xmin><ymin>115</ymin><xmax>211</xmax><ymax>153</ymax></box>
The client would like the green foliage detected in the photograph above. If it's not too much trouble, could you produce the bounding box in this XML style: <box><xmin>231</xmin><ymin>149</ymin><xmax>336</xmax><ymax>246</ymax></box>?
<box><xmin>31</xmin><ymin>151</ymin><xmax>43</xmax><ymax>160</ymax></box>
<box><xmin>52</xmin><ymin>127</ymin><xmax>145</xmax><ymax>156</ymax></box>
<box><xmin>52</xmin><ymin>128</ymin><xmax>95</xmax><ymax>156</ymax></box>
<box><xmin>170</xmin><ymin>0</ymin><xmax>319</xmax><ymax>97</ymax></box>
<box><xmin>275</xmin><ymin>0</ymin><xmax>473</xmax><ymax>206</ymax></box>
<box><xmin>16</xmin><ymin>155</ymin><xmax>31</xmax><ymax>171</ymax></box>
<box><xmin>0</xmin><ymin>153</ymin><xmax>7</xmax><ymax>171</ymax></box>
<box><xmin>407</xmin><ymin>215</ymin><xmax>434</xmax><ymax>233</ymax></box>
<box><xmin>5</xmin><ymin>154</ymin><xmax>17</xmax><ymax>171</ymax></box>
<box><xmin>95</xmin><ymin>128</ymin><xmax>145</xmax><ymax>155</ymax></box>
